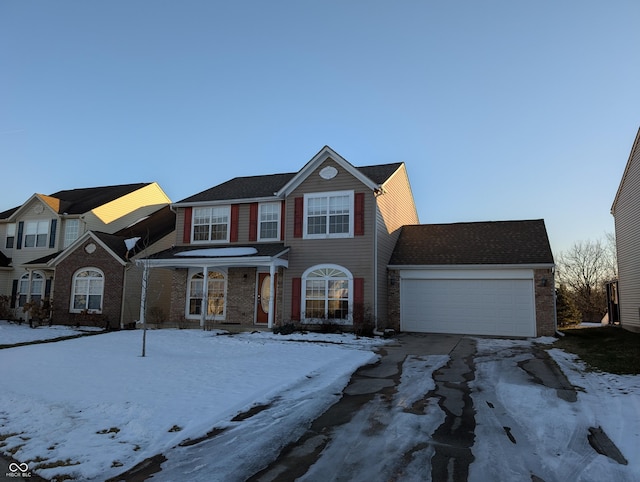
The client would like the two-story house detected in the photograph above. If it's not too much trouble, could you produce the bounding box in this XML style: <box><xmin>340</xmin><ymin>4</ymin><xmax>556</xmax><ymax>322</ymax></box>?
<box><xmin>611</xmin><ymin>127</ymin><xmax>640</xmax><ymax>333</ymax></box>
<box><xmin>144</xmin><ymin>146</ymin><xmax>419</xmax><ymax>331</ymax></box>
<box><xmin>0</xmin><ymin>182</ymin><xmax>171</xmax><ymax>323</ymax></box>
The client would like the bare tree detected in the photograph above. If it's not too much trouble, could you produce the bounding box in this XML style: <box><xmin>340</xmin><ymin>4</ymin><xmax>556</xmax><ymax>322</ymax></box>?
<box><xmin>556</xmin><ymin>236</ymin><xmax>617</xmax><ymax>322</ymax></box>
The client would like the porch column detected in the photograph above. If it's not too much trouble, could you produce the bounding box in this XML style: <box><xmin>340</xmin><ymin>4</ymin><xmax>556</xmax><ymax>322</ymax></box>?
<box><xmin>268</xmin><ymin>263</ymin><xmax>276</xmax><ymax>329</ymax></box>
<box><xmin>200</xmin><ymin>266</ymin><xmax>208</xmax><ymax>328</ymax></box>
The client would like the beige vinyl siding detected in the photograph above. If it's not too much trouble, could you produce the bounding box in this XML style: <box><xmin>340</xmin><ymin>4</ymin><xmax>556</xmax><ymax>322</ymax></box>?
<box><xmin>122</xmin><ymin>232</ymin><xmax>176</xmax><ymax>326</ymax></box>
<box><xmin>175</xmin><ymin>208</ymin><xmax>187</xmax><ymax>246</ymax></box>
<box><xmin>282</xmin><ymin>159</ymin><xmax>376</xmax><ymax>321</ymax></box>
<box><xmin>9</xmin><ymin>199</ymin><xmax>59</xmax><ymax>268</ymax></box>
<box><xmin>613</xmin><ymin>136</ymin><xmax>640</xmax><ymax>332</ymax></box>
<box><xmin>375</xmin><ymin>164</ymin><xmax>420</xmax><ymax>328</ymax></box>
<box><xmin>237</xmin><ymin>203</ymin><xmax>250</xmax><ymax>243</ymax></box>
<box><xmin>84</xmin><ymin>183</ymin><xmax>171</xmax><ymax>232</ymax></box>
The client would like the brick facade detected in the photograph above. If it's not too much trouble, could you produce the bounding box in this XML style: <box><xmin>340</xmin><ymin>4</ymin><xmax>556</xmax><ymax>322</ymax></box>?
<box><xmin>166</xmin><ymin>267</ymin><xmax>285</xmax><ymax>329</ymax></box>
<box><xmin>387</xmin><ymin>269</ymin><xmax>401</xmax><ymax>332</ymax></box>
<box><xmin>52</xmin><ymin>240</ymin><xmax>125</xmax><ymax>328</ymax></box>
<box><xmin>534</xmin><ymin>268</ymin><xmax>556</xmax><ymax>336</ymax></box>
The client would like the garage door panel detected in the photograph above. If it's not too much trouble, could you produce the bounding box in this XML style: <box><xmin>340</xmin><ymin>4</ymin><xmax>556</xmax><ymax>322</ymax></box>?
<box><xmin>401</xmin><ymin>278</ymin><xmax>535</xmax><ymax>337</ymax></box>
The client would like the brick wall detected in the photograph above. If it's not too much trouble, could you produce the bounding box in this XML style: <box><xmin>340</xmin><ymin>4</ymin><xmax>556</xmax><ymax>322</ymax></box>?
<box><xmin>226</xmin><ymin>268</ymin><xmax>257</xmax><ymax>325</ymax></box>
<box><xmin>534</xmin><ymin>268</ymin><xmax>556</xmax><ymax>336</ymax></box>
<box><xmin>387</xmin><ymin>269</ymin><xmax>401</xmax><ymax>331</ymax></box>
<box><xmin>52</xmin><ymin>239</ymin><xmax>124</xmax><ymax>328</ymax></box>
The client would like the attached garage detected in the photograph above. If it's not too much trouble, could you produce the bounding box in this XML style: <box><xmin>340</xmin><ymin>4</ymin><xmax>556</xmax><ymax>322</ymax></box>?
<box><xmin>388</xmin><ymin>220</ymin><xmax>557</xmax><ymax>337</ymax></box>
<box><xmin>399</xmin><ymin>269</ymin><xmax>536</xmax><ymax>337</ymax></box>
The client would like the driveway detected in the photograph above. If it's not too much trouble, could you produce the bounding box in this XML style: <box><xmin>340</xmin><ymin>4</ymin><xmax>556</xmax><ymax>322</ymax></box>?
<box><xmin>22</xmin><ymin>332</ymin><xmax>631</xmax><ymax>482</ymax></box>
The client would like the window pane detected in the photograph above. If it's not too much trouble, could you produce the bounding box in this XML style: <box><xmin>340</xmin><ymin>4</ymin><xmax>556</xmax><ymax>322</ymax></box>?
<box><xmin>260</xmin><ymin>221</ymin><xmax>278</xmax><ymax>239</ymax></box>
<box><xmin>87</xmin><ymin>295</ymin><xmax>101</xmax><ymax>310</ymax></box>
<box><xmin>307</xmin><ymin>216</ymin><xmax>326</xmax><ymax>235</ymax></box>
<box><xmin>74</xmin><ymin>295</ymin><xmax>87</xmax><ymax>310</ymax></box>
<box><xmin>329</xmin><ymin>214</ymin><xmax>349</xmax><ymax>234</ymax></box>
<box><xmin>210</xmin><ymin>224</ymin><xmax>227</xmax><ymax>240</ymax></box>
<box><xmin>36</xmin><ymin>233</ymin><xmax>47</xmax><ymax>247</ymax></box>
<box><xmin>24</xmin><ymin>235</ymin><xmax>35</xmax><ymax>247</ymax></box>
<box><xmin>307</xmin><ymin>198</ymin><xmax>327</xmax><ymax>216</ymax></box>
<box><xmin>189</xmin><ymin>298</ymin><xmax>202</xmax><ymax>315</ymax></box>
<box><xmin>305</xmin><ymin>300</ymin><xmax>325</xmax><ymax>319</ymax></box>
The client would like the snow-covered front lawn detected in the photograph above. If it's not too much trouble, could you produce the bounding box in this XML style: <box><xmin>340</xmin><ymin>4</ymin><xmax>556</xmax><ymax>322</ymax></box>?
<box><xmin>0</xmin><ymin>325</ymin><xmax>383</xmax><ymax>481</ymax></box>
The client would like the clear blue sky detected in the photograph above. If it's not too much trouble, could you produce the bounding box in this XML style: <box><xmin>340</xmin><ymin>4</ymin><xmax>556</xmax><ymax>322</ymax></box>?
<box><xmin>1</xmin><ymin>1</ymin><xmax>638</xmax><ymax>255</ymax></box>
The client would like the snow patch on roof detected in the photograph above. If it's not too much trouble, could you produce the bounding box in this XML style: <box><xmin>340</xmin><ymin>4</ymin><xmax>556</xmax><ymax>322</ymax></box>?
<box><xmin>176</xmin><ymin>247</ymin><xmax>259</xmax><ymax>257</ymax></box>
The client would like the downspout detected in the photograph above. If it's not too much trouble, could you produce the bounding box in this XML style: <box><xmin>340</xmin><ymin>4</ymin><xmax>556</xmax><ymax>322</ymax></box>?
<box><xmin>373</xmin><ymin>201</ymin><xmax>379</xmax><ymax>332</ymax></box>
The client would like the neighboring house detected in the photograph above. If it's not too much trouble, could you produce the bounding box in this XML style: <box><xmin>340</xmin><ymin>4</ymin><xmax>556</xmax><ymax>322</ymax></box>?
<box><xmin>611</xmin><ymin>127</ymin><xmax>640</xmax><ymax>333</ymax></box>
<box><xmin>388</xmin><ymin>220</ymin><xmax>556</xmax><ymax>337</ymax></box>
<box><xmin>0</xmin><ymin>182</ymin><xmax>171</xmax><ymax>322</ymax></box>
<box><xmin>144</xmin><ymin>146</ymin><xmax>419</xmax><ymax>330</ymax></box>
<box><xmin>44</xmin><ymin>205</ymin><xmax>176</xmax><ymax>328</ymax></box>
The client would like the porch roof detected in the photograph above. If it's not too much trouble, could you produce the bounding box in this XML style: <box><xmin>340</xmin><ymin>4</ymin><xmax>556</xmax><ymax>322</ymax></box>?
<box><xmin>141</xmin><ymin>243</ymin><xmax>290</xmax><ymax>269</ymax></box>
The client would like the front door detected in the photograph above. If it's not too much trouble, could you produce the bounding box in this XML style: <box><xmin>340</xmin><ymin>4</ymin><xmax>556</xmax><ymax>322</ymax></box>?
<box><xmin>256</xmin><ymin>273</ymin><xmax>276</xmax><ymax>324</ymax></box>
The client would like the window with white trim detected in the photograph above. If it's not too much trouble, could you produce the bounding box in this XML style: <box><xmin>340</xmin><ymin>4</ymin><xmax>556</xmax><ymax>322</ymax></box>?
<box><xmin>259</xmin><ymin>202</ymin><xmax>280</xmax><ymax>241</ymax></box>
<box><xmin>64</xmin><ymin>219</ymin><xmax>80</xmax><ymax>248</ymax></box>
<box><xmin>24</xmin><ymin>220</ymin><xmax>49</xmax><ymax>248</ymax></box>
<box><xmin>71</xmin><ymin>269</ymin><xmax>104</xmax><ymax>312</ymax></box>
<box><xmin>187</xmin><ymin>270</ymin><xmax>226</xmax><ymax>318</ymax></box>
<box><xmin>303</xmin><ymin>265</ymin><xmax>352</xmax><ymax>321</ymax></box>
<box><xmin>18</xmin><ymin>271</ymin><xmax>45</xmax><ymax>308</ymax></box>
<box><xmin>304</xmin><ymin>191</ymin><xmax>353</xmax><ymax>238</ymax></box>
<box><xmin>5</xmin><ymin>223</ymin><xmax>15</xmax><ymax>249</ymax></box>
<box><xmin>192</xmin><ymin>206</ymin><xmax>230</xmax><ymax>243</ymax></box>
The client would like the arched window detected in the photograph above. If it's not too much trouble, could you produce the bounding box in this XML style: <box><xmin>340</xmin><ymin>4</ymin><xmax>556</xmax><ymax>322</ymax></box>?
<box><xmin>302</xmin><ymin>265</ymin><xmax>352</xmax><ymax>321</ymax></box>
<box><xmin>18</xmin><ymin>271</ymin><xmax>45</xmax><ymax>307</ymax></box>
<box><xmin>187</xmin><ymin>270</ymin><xmax>226</xmax><ymax>319</ymax></box>
<box><xmin>71</xmin><ymin>268</ymin><xmax>104</xmax><ymax>313</ymax></box>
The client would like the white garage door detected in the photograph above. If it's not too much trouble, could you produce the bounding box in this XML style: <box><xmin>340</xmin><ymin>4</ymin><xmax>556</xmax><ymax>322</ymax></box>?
<box><xmin>401</xmin><ymin>277</ymin><xmax>535</xmax><ymax>337</ymax></box>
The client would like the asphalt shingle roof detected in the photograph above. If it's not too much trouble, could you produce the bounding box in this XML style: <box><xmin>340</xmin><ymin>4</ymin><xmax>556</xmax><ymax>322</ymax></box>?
<box><xmin>0</xmin><ymin>183</ymin><xmax>153</xmax><ymax>219</ymax></box>
<box><xmin>177</xmin><ymin>163</ymin><xmax>403</xmax><ymax>203</ymax></box>
<box><xmin>389</xmin><ymin>220</ymin><xmax>554</xmax><ymax>266</ymax></box>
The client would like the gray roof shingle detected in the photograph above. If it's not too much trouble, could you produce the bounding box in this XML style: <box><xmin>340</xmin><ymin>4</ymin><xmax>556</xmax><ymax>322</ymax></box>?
<box><xmin>177</xmin><ymin>163</ymin><xmax>403</xmax><ymax>203</ymax></box>
<box><xmin>390</xmin><ymin>220</ymin><xmax>554</xmax><ymax>266</ymax></box>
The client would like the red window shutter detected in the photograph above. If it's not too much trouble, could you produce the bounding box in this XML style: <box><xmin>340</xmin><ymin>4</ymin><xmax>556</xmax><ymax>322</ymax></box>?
<box><xmin>293</xmin><ymin>197</ymin><xmax>303</xmax><ymax>238</ymax></box>
<box><xmin>280</xmin><ymin>201</ymin><xmax>286</xmax><ymax>240</ymax></box>
<box><xmin>230</xmin><ymin>205</ymin><xmax>240</xmax><ymax>242</ymax></box>
<box><xmin>353</xmin><ymin>277</ymin><xmax>365</xmax><ymax>323</ymax></box>
<box><xmin>291</xmin><ymin>277</ymin><xmax>302</xmax><ymax>321</ymax></box>
<box><xmin>354</xmin><ymin>192</ymin><xmax>365</xmax><ymax>236</ymax></box>
<box><xmin>183</xmin><ymin>207</ymin><xmax>192</xmax><ymax>244</ymax></box>
<box><xmin>249</xmin><ymin>203</ymin><xmax>258</xmax><ymax>242</ymax></box>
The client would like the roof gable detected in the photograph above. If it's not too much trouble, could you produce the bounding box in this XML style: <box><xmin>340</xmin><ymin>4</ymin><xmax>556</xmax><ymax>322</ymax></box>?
<box><xmin>174</xmin><ymin>147</ymin><xmax>403</xmax><ymax>205</ymax></box>
<box><xmin>276</xmin><ymin>146</ymin><xmax>382</xmax><ymax>196</ymax></box>
<box><xmin>390</xmin><ymin>220</ymin><xmax>554</xmax><ymax>266</ymax></box>
<box><xmin>611</xmin><ymin>126</ymin><xmax>640</xmax><ymax>215</ymax></box>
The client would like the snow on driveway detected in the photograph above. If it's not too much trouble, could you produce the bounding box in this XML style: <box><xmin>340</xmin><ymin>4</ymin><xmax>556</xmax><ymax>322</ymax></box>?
<box><xmin>471</xmin><ymin>338</ymin><xmax>640</xmax><ymax>482</ymax></box>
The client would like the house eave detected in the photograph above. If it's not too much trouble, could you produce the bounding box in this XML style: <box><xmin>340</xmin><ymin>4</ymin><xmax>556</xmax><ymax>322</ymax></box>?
<box><xmin>172</xmin><ymin>195</ymin><xmax>283</xmax><ymax>208</ymax></box>
<box><xmin>611</xmin><ymin>126</ymin><xmax>640</xmax><ymax>215</ymax></box>
<box><xmin>141</xmin><ymin>255</ymin><xmax>289</xmax><ymax>269</ymax></box>
<box><xmin>388</xmin><ymin>263</ymin><xmax>555</xmax><ymax>270</ymax></box>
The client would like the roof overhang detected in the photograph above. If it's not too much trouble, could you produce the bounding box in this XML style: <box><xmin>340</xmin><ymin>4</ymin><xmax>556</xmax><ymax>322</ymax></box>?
<box><xmin>172</xmin><ymin>195</ymin><xmax>282</xmax><ymax>209</ymax></box>
<box><xmin>388</xmin><ymin>263</ymin><xmax>555</xmax><ymax>270</ymax></box>
<box><xmin>140</xmin><ymin>246</ymin><xmax>290</xmax><ymax>270</ymax></box>
<box><xmin>611</xmin><ymin>126</ymin><xmax>640</xmax><ymax>215</ymax></box>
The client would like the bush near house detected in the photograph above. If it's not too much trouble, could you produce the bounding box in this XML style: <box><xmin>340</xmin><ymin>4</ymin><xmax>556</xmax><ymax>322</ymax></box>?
<box><xmin>553</xmin><ymin>326</ymin><xmax>640</xmax><ymax>375</ymax></box>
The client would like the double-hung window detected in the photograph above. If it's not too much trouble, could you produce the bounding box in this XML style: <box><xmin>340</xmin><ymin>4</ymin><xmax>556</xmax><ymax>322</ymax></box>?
<box><xmin>71</xmin><ymin>269</ymin><xmax>104</xmax><ymax>312</ymax></box>
<box><xmin>304</xmin><ymin>191</ymin><xmax>353</xmax><ymax>239</ymax></box>
<box><xmin>64</xmin><ymin>219</ymin><xmax>80</xmax><ymax>248</ymax></box>
<box><xmin>5</xmin><ymin>223</ymin><xmax>15</xmax><ymax>249</ymax></box>
<box><xmin>258</xmin><ymin>203</ymin><xmax>280</xmax><ymax>241</ymax></box>
<box><xmin>192</xmin><ymin>206</ymin><xmax>230</xmax><ymax>243</ymax></box>
<box><xmin>24</xmin><ymin>221</ymin><xmax>49</xmax><ymax>248</ymax></box>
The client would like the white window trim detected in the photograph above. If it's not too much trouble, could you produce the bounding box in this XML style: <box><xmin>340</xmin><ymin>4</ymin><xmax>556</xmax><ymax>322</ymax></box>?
<box><xmin>258</xmin><ymin>202</ymin><xmax>281</xmax><ymax>241</ymax></box>
<box><xmin>24</xmin><ymin>220</ymin><xmax>49</xmax><ymax>248</ymax></box>
<box><xmin>70</xmin><ymin>267</ymin><xmax>104</xmax><ymax>314</ymax></box>
<box><xmin>191</xmin><ymin>206</ymin><xmax>231</xmax><ymax>244</ymax></box>
<box><xmin>63</xmin><ymin>219</ymin><xmax>81</xmax><ymax>248</ymax></box>
<box><xmin>301</xmin><ymin>264</ymin><xmax>353</xmax><ymax>323</ymax></box>
<box><xmin>303</xmin><ymin>190</ymin><xmax>354</xmax><ymax>239</ymax></box>
<box><xmin>5</xmin><ymin>223</ymin><xmax>15</xmax><ymax>249</ymax></box>
<box><xmin>185</xmin><ymin>268</ymin><xmax>227</xmax><ymax>320</ymax></box>
<box><xmin>18</xmin><ymin>271</ymin><xmax>46</xmax><ymax>308</ymax></box>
